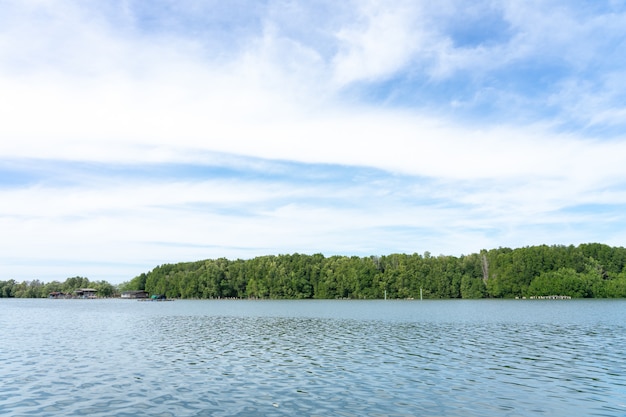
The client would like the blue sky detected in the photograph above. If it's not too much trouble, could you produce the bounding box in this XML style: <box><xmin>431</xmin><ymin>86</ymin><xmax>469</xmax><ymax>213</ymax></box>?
<box><xmin>2</xmin><ymin>0</ymin><xmax>626</xmax><ymax>284</ymax></box>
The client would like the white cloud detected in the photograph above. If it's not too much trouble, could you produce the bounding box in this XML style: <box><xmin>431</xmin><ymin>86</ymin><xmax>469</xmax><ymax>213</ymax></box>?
<box><xmin>5</xmin><ymin>52</ymin><xmax>626</xmax><ymax>186</ymax></box>
<box><xmin>331</xmin><ymin>1</ymin><xmax>427</xmax><ymax>85</ymax></box>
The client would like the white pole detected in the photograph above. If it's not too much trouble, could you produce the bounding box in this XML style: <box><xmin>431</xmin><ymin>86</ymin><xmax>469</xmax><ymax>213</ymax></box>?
<box><xmin>420</xmin><ymin>287</ymin><xmax>423</xmax><ymax>300</ymax></box>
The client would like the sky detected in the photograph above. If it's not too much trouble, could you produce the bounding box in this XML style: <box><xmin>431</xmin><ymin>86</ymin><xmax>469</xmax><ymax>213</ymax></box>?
<box><xmin>2</xmin><ymin>0</ymin><xmax>626</xmax><ymax>284</ymax></box>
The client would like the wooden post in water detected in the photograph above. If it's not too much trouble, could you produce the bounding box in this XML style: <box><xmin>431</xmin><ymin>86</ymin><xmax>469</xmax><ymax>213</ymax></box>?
<box><xmin>420</xmin><ymin>287</ymin><xmax>423</xmax><ymax>300</ymax></box>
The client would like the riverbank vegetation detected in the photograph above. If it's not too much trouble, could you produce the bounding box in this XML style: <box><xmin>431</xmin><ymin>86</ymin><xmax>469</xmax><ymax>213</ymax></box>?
<box><xmin>2</xmin><ymin>243</ymin><xmax>626</xmax><ymax>299</ymax></box>
<box><xmin>125</xmin><ymin>243</ymin><xmax>626</xmax><ymax>299</ymax></box>
<box><xmin>0</xmin><ymin>276</ymin><xmax>115</xmax><ymax>298</ymax></box>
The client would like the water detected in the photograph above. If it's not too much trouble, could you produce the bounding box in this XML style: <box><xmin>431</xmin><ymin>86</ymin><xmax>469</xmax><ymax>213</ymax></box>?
<box><xmin>1</xmin><ymin>299</ymin><xmax>625</xmax><ymax>416</ymax></box>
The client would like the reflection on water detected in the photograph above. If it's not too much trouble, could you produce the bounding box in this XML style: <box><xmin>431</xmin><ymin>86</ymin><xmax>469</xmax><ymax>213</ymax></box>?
<box><xmin>1</xmin><ymin>299</ymin><xmax>626</xmax><ymax>416</ymax></box>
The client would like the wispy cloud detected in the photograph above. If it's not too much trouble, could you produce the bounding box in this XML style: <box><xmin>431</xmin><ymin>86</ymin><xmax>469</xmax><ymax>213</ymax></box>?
<box><xmin>1</xmin><ymin>1</ymin><xmax>626</xmax><ymax>283</ymax></box>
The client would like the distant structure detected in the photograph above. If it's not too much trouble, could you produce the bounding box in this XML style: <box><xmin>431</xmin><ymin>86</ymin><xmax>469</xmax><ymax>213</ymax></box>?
<box><xmin>121</xmin><ymin>290</ymin><xmax>149</xmax><ymax>299</ymax></box>
<box><xmin>48</xmin><ymin>291</ymin><xmax>70</xmax><ymax>299</ymax></box>
<box><xmin>74</xmin><ymin>288</ymin><xmax>98</xmax><ymax>299</ymax></box>
<box><xmin>529</xmin><ymin>295</ymin><xmax>572</xmax><ymax>300</ymax></box>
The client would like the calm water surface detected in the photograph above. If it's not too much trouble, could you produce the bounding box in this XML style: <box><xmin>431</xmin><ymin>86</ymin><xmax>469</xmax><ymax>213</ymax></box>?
<box><xmin>1</xmin><ymin>299</ymin><xmax>625</xmax><ymax>416</ymax></box>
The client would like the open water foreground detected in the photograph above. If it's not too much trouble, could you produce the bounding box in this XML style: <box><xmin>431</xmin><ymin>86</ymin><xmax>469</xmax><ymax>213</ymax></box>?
<box><xmin>1</xmin><ymin>299</ymin><xmax>625</xmax><ymax>417</ymax></box>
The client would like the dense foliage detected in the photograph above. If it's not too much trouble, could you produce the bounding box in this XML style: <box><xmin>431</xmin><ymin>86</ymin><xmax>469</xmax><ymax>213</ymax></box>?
<box><xmin>120</xmin><ymin>243</ymin><xmax>626</xmax><ymax>299</ymax></box>
<box><xmin>3</xmin><ymin>243</ymin><xmax>626</xmax><ymax>299</ymax></box>
<box><xmin>0</xmin><ymin>276</ymin><xmax>115</xmax><ymax>298</ymax></box>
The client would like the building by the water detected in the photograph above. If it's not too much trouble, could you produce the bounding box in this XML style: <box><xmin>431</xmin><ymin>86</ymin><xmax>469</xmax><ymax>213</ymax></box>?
<box><xmin>120</xmin><ymin>290</ymin><xmax>150</xmax><ymax>299</ymax></box>
<box><xmin>74</xmin><ymin>288</ymin><xmax>98</xmax><ymax>298</ymax></box>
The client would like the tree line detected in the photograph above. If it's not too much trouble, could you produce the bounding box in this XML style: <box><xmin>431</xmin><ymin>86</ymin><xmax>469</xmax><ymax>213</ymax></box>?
<box><xmin>3</xmin><ymin>243</ymin><xmax>626</xmax><ymax>299</ymax></box>
<box><xmin>121</xmin><ymin>243</ymin><xmax>626</xmax><ymax>299</ymax></box>
<box><xmin>0</xmin><ymin>276</ymin><xmax>115</xmax><ymax>298</ymax></box>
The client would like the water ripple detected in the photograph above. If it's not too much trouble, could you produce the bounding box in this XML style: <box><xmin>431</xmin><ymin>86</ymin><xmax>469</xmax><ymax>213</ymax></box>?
<box><xmin>1</xmin><ymin>299</ymin><xmax>626</xmax><ymax>416</ymax></box>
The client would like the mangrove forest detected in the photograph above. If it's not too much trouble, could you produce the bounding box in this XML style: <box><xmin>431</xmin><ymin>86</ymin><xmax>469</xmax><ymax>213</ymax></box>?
<box><xmin>3</xmin><ymin>243</ymin><xmax>626</xmax><ymax>299</ymax></box>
